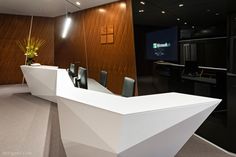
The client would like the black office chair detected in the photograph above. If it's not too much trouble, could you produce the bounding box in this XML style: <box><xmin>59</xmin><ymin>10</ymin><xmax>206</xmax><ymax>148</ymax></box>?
<box><xmin>99</xmin><ymin>70</ymin><xmax>108</xmax><ymax>87</ymax></box>
<box><xmin>121</xmin><ymin>77</ymin><xmax>135</xmax><ymax>97</ymax></box>
<box><xmin>76</xmin><ymin>67</ymin><xmax>88</xmax><ymax>89</ymax></box>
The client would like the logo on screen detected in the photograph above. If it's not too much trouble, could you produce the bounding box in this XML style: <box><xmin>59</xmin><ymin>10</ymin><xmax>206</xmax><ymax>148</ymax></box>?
<box><xmin>153</xmin><ymin>42</ymin><xmax>171</xmax><ymax>49</ymax></box>
<box><xmin>153</xmin><ymin>42</ymin><xmax>171</xmax><ymax>56</ymax></box>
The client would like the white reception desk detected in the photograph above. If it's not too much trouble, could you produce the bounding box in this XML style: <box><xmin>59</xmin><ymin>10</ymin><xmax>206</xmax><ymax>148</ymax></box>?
<box><xmin>21</xmin><ymin>65</ymin><xmax>221</xmax><ymax>157</ymax></box>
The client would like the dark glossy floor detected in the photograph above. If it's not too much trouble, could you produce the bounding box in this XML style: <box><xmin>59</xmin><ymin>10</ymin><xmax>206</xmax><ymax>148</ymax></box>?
<box><xmin>176</xmin><ymin>135</ymin><xmax>235</xmax><ymax>157</ymax></box>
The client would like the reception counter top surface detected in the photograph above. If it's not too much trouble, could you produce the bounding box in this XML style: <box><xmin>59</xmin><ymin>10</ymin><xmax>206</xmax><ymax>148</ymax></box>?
<box><xmin>56</xmin><ymin>68</ymin><xmax>219</xmax><ymax>115</ymax></box>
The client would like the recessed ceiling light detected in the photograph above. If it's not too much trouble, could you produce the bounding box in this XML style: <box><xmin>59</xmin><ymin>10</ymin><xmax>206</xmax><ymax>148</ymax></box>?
<box><xmin>177</xmin><ymin>18</ymin><xmax>180</xmax><ymax>21</ymax></box>
<box><xmin>192</xmin><ymin>26</ymin><xmax>195</xmax><ymax>29</ymax></box>
<box><xmin>206</xmin><ymin>9</ymin><xmax>211</xmax><ymax>12</ymax></box>
<box><xmin>179</xmin><ymin>3</ymin><xmax>184</xmax><ymax>7</ymax></box>
<box><xmin>98</xmin><ymin>8</ymin><xmax>106</xmax><ymax>13</ymax></box>
<box><xmin>140</xmin><ymin>1</ymin><xmax>145</xmax><ymax>5</ymax></box>
<box><xmin>215</xmin><ymin>13</ymin><xmax>220</xmax><ymax>16</ymax></box>
<box><xmin>184</xmin><ymin>22</ymin><xmax>187</xmax><ymax>25</ymax></box>
<box><xmin>139</xmin><ymin>9</ymin><xmax>144</xmax><ymax>13</ymax></box>
<box><xmin>120</xmin><ymin>2</ymin><xmax>126</xmax><ymax>9</ymax></box>
<box><xmin>76</xmin><ymin>1</ymin><xmax>81</xmax><ymax>6</ymax></box>
<box><xmin>161</xmin><ymin>11</ymin><xmax>166</xmax><ymax>14</ymax></box>
<box><xmin>202</xmin><ymin>29</ymin><xmax>210</xmax><ymax>33</ymax></box>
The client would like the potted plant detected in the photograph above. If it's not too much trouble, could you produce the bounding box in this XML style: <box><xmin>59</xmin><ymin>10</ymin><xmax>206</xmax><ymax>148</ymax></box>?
<box><xmin>17</xmin><ymin>37</ymin><xmax>45</xmax><ymax>65</ymax></box>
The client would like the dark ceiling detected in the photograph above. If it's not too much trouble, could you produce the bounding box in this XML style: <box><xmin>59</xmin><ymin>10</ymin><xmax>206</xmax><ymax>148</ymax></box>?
<box><xmin>132</xmin><ymin>0</ymin><xmax>236</xmax><ymax>27</ymax></box>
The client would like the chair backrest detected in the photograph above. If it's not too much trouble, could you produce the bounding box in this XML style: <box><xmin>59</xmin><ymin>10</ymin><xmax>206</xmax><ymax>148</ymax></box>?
<box><xmin>78</xmin><ymin>67</ymin><xmax>88</xmax><ymax>89</ymax></box>
<box><xmin>69</xmin><ymin>63</ymin><xmax>75</xmax><ymax>73</ymax></box>
<box><xmin>68</xmin><ymin>63</ymin><xmax>77</xmax><ymax>77</ymax></box>
<box><xmin>99</xmin><ymin>70</ymin><xmax>108</xmax><ymax>87</ymax></box>
<box><xmin>121</xmin><ymin>77</ymin><xmax>135</xmax><ymax>97</ymax></box>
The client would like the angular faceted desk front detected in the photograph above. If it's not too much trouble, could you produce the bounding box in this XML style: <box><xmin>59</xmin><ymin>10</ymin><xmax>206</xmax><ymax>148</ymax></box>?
<box><xmin>21</xmin><ymin>65</ymin><xmax>221</xmax><ymax>157</ymax></box>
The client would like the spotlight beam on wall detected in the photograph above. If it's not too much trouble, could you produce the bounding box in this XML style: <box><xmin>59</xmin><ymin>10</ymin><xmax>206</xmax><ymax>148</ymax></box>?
<box><xmin>62</xmin><ymin>16</ymin><xmax>72</xmax><ymax>38</ymax></box>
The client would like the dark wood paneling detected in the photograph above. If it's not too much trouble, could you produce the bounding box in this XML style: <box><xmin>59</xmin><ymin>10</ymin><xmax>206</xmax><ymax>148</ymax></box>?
<box><xmin>31</xmin><ymin>17</ymin><xmax>54</xmax><ymax>65</ymax></box>
<box><xmin>55</xmin><ymin>0</ymin><xmax>137</xmax><ymax>94</ymax></box>
<box><xmin>0</xmin><ymin>14</ymin><xmax>54</xmax><ymax>85</ymax></box>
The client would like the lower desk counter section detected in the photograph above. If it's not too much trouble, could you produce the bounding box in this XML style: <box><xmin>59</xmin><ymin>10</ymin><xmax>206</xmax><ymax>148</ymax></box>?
<box><xmin>20</xmin><ymin>65</ymin><xmax>221</xmax><ymax>157</ymax></box>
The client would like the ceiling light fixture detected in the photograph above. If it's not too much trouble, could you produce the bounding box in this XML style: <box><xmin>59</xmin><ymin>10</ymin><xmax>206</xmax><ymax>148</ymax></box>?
<box><xmin>179</xmin><ymin>3</ymin><xmax>184</xmax><ymax>7</ymax></box>
<box><xmin>76</xmin><ymin>1</ymin><xmax>81</xmax><ymax>6</ymax></box>
<box><xmin>61</xmin><ymin>0</ymin><xmax>81</xmax><ymax>39</ymax></box>
<box><xmin>215</xmin><ymin>13</ymin><xmax>220</xmax><ymax>16</ymax></box>
<box><xmin>99</xmin><ymin>8</ymin><xmax>106</xmax><ymax>13</ymax></box>
<box><xmin>184</xmin><ymin>22</ymin><xmax>187</xmax><ymax>25</ymax></box>
<box><xmin>177</xmin><ymin>18</ymin><xmax>180</xmax><ymax>21</ymax></box>
<box><xmin>62</xmin><ymin>13</ymin><xmax>72</xmax><ymax>38</ymax></box>
<box><xmin>161</xmin><ymin>11</ymin><xmax>166</xmax><ymax>14</ymax></box>
<box><xmin>120</xmin><ymin>2</ymin><xmax>126</xmax><ymax>9</ymax></box>
<box><xmin>192</xmin><ymin>26</ymin><xmax>195</xmax><ymax>29</ymax></box>
<box><xmin>65</xmin><ymin>0</ymin><xmax>81</xmax><ymax>9</ymax></box>
<box><xmin>139</xmin><ymin>9</ymin><xmax>144</xmax><ymax>13</ymax></box>
<box><xmin>140</xmin><ymin>1</ymin><xmax>145</xmax><ymax>5</ymax></box>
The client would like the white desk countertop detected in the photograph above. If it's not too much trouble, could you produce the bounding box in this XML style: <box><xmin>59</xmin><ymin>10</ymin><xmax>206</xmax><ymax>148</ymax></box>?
<box><xmin>21</xmin><ymin>65</ymin><xmax>221</xmax><ymax>115</ymax></box>
<box><xmin>87</xmin><ymin>78</ymin><xmax>113</xmax><ymax>94</ymax></box>
<box><xmin>56</xmin><ymin>69</ymin><xmax>220</xmax><ymax>115</ymax></box>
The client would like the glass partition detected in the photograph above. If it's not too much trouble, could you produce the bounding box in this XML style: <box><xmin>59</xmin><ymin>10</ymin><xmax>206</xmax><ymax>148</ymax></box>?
<box><xmin>131</xmin><ymin>0</ymin><xmax>236</xmax><ymax>152</ymax></box>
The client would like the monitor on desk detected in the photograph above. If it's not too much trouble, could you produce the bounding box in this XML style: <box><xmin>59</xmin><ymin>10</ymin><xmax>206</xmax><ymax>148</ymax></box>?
<box><xmin>78</xmin><ymin>67</ymin><xmax>88</xmax><ymax>89</ymax></box>
<box><xmin>68</xmin><ymin>63</ymin><xmax>79</xmax><ymax>78</ymax></box>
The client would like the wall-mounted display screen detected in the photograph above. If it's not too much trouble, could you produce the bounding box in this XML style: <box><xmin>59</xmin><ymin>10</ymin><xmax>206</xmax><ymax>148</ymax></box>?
<box><xmin>146</xmin><ymin>27</ymin><xmax>178</xmax><ymax>62</ymax></box>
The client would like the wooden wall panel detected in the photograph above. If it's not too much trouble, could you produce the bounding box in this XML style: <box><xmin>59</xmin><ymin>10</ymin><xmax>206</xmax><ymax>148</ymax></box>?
<box><xmin>0</xmin><ymin>14</ymin><xmax>54</xmax><ymax>85</ymax></box>
<box><xmin>31</xmin><ymin>17</ymin><xmax>54</xmax><ymax>65</ymax></box>
<box><xmin>55</xmin><ymin>0</ymin><xmax>137</xmax><ymax>94</ymax></box>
